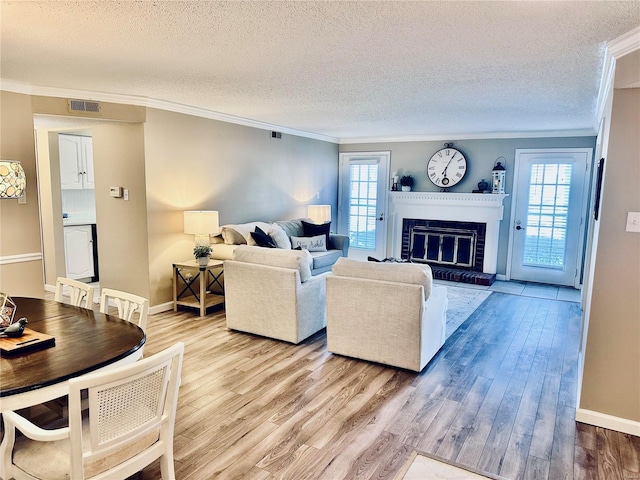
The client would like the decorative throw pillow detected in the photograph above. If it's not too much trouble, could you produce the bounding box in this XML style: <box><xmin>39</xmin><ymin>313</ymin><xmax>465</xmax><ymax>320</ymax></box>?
<box><xmin>290</xmin><ymin>234</ymin><xmax>327</xmax><ymax>252</ymax></box>
<box><xmin>221</xmin><ymin>222</ymin><xmax>272</xmax><ymax>245</ymax></box>
<box><xmin>221</xmin><ymin>227</ymin><xmax>247</xmax><ymax>245</ymax></box>
<box><xmin>249</xmin><ymin>226</ymin><xmax>276</xmax><ymax>248</ymax></box>
<box><xmin>302</xmin><ymin>220</ymin><xmax>331</xmax><ymax>249</ymax></box>
<box><xmin>273</xmin><ymin>219</ymin><xmax>305</xmax><ymax>239</ymax></box>
<box><xmin>268</xmin><ymin>224</ymin><xmax>292</xmax><ymax>249</ymax></box>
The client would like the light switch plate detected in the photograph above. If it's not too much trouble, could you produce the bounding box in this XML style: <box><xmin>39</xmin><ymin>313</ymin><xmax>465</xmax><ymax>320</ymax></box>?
<box><xmin>123</xmin><ymin>189</ymin><xmax>129</xmax><ymax>201</ymax></box>
<box><xmin>626</xmin><ymin>212</ymin><xmax>640</xmax><ymax>232</ymax></box>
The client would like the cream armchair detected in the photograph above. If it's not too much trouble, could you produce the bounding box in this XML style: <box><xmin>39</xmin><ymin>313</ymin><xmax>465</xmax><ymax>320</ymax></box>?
<box><xmin>326</xmin><ymin>258</ymin><xmax>448</xmax><ymax>372</ymax></box>
<box><xmin>224</xmin><ymin>245</ymin><xmax>328</xmax><ymax>344</ymax></box>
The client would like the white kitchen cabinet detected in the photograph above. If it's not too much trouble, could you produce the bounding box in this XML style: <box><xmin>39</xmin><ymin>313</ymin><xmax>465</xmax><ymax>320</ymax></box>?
<box><xmin>59</xmin><ymin>134</ymin><xmax>94</xmax><ymax>189</ymax></box>
<box><xmin>64</xmin><ymin>225</ymin><xmax>95</xmax><ymax>280</ymax></box>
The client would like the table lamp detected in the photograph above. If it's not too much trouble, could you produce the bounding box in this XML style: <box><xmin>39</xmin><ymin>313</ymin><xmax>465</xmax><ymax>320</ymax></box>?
<box><xmin>184</xmin><ymin>210</ymin><xmax>220</xmax><ymax>246</ymax></box>
<box><xmin>308</xmin><ymin>205</ymin><xmax>331</xmax><ymax>224</ymax></box>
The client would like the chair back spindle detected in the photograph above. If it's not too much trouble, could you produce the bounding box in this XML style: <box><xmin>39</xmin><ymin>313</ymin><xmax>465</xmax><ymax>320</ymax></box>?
<box><xmin>99</xmin><ymin>288</ymin><xmax>149</xmax><ymax>331</ymax></box>
<box><xmin>55</xmin><ymin>277</ymin><xmax>95</xmax><ymax>309</ymax></box>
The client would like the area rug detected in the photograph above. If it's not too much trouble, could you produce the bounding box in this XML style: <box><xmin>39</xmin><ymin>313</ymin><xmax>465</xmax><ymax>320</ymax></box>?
<box><xmin>445</xmin><ymin>285</ymin><xmax>492</xmax><ymax>338</ymax></box>
<box><xmin>395</xmin><ymin>450</ymin><xmax>509</xmax><ymax>480</ymax></box>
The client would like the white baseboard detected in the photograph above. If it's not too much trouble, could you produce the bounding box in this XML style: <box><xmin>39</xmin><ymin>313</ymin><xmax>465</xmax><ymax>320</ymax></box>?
<box><xmin>495</xmin><ymin>274</ymin><xmax>507</xmax><ymax>281</ymax></box>
<box><xmin>150</xmin><ymin>301</ymin><xmax>174</xmax><ymax>315</ymax></box>
<box><xmin>576</xmin><ymin>408</ymin><xmax>640</xmax><ymax>436</ymax></box>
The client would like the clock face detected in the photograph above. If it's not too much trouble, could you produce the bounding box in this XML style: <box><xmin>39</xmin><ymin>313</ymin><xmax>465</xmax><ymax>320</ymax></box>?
<box><xmin>427</xmin><ymin>147</ymin><xmax>467</xmax><ymax>188</ymax></box>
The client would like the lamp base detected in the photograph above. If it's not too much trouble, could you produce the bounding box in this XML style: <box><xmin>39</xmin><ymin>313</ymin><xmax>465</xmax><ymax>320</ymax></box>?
<box><xmin>194</xmin><ymin>234</ymin><xmax>210</xmax><ymax>247</ymax></box>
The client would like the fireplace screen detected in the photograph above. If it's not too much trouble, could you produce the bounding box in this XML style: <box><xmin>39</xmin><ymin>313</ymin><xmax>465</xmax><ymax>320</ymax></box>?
<box><xmin>410</xmin><ymin>226</ymin><xmax>477</xmax><ymax>268</ymax></box>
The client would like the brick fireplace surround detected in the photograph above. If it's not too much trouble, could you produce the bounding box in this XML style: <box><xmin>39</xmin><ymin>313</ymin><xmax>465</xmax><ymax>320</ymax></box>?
<box><xmin>388</xmin><ymin>192</ymin><xmax>508</xmax><ymax>285</ymax></box>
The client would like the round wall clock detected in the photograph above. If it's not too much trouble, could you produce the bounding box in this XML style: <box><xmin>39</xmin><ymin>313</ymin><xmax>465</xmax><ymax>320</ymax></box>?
<box><xmin>427</xmin><ymin>144</ymin><xmax>467</xmax><ymax>189</ymax></box>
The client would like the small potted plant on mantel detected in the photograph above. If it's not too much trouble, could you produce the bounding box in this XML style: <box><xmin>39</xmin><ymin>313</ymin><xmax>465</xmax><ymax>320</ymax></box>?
<box><xmin>400</xmin><ymin>175</ymin><xmax>414</xmax><ymax>192</ymax></box>
<box><xmin>193</xmin><ymin>244</ymin><xmax>213</xmax><ymax>266</ymax></box>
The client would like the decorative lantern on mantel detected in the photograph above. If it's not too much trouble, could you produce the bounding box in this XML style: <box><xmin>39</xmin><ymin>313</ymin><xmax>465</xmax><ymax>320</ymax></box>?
<box><xmin>492</xmin><ymin>158</ymin><xmax>506</xmax><ymax>194</ymax></box>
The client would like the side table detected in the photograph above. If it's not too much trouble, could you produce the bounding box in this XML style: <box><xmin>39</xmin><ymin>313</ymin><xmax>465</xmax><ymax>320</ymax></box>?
<box><xmin>173</xmin><ymin>259</ymin><xmax>225</xmax><ymax>316</ymax></box>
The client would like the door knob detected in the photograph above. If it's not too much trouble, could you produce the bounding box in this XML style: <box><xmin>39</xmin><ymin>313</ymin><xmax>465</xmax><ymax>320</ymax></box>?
<box><xmin>516</xmin><ymin>225</ymin><xmax>523</xmax><ymax>230</ymax></box>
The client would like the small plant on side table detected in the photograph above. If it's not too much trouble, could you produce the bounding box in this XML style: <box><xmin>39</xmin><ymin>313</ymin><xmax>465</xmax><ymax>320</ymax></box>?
<box><xmin>193</xmin><ymin>244</ymin><xmax>213</xmax><ymax>266</ymax></box>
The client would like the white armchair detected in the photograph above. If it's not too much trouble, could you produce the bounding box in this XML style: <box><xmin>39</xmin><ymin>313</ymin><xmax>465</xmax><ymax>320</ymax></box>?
<box><xmin>224</xmin><ymin>245</ymin><xmax>327</xmax><ymax>344</ymax></box>
<box><xmin>326</xmin><ymin>258</ymin><xmax>448</xmax><ymax>372</ymax></box>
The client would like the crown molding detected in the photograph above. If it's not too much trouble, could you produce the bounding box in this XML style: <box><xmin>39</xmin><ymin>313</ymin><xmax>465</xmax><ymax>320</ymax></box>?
<box><xmin>338</xmin><ymin>128</ymin><xmax>596</xmax><ymax>145</ymax></box>
<box><xmin>594</xmin><ymin>26</ymin><xmax>640</xmax><ymax>130</ymax></box>
<box><xmin>0</xmin><ymin>79</ymin><xmax>340</xmax><ymax>144</ymax></box>
<box><xmin>0</xmin><ymin>78</ymin><xmax>598</xmax><ymax>146</ymax></box>
<box><xmin>608</xmin><ymin>25</ymin><xmax>640</xmax><ymax>59</ymax></box>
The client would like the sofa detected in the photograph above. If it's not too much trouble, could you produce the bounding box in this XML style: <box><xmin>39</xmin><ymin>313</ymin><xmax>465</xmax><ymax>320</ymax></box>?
<box><xmin>325</xmin><ymin>258</ymin><xmax>448</xmax><ymax>372</ymax></box>
<box><xmin>224</xmin><ymin>245</ymin><xmax>327</xmax><ymax>344</ymax></box>
<box><xmin>211</xmin><ymin>218</ymin><xmax>349</xmax><ymax>275</ymax></box>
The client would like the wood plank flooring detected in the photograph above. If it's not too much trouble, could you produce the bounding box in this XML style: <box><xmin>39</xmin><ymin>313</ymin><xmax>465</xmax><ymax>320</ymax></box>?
<box><xmin>75</xmin><ymin>291</ymin><xmax>640</xmax><ymax>478</ymax></box>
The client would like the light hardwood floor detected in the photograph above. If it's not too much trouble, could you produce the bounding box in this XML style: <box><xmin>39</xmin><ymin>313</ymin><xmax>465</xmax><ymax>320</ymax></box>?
<box><xmin>63</xmin><ymin>291</ymin><xmax>640</xmax><ymax>479</ymax></box>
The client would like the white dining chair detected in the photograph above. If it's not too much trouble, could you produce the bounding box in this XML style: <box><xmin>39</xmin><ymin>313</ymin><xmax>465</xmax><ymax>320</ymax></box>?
<box><xmin>54</xmin><ymin>277</ymin><xmax>95</xmax><ymax>309</ymax></box>
<box><xmin>47</xmin><ymin>288</ymin><xmax>149</xmax><ymax>419</ymax></box>
<box><xmin>99</xmin><ymin>288</ymin><xmax>149</xmax><ymax>331</ymax></box>
<box><xmin>2</xmin><ymin>341</ymin><xmax>184</xmax><ymax>480</ymax></box>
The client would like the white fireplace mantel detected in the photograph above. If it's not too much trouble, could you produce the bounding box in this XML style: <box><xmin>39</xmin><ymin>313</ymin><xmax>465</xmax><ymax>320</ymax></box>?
<box><xmin>388</xmin><ymin>192</ymin><xmax>509</xmax><ymax>274</ymax></box>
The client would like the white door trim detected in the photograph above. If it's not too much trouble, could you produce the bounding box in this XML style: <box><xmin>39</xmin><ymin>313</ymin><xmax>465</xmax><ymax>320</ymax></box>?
<box><xmin>506</xmin><ymin>148</ymin><xmax>593</xmax><ymax>288</ymax></box>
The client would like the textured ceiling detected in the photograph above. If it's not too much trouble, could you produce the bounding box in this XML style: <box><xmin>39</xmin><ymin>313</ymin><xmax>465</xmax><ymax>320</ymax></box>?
<box><xmin>1</xmin><ymin>1</ymin><xmax>639</xmax><ymax>141</ymax></box>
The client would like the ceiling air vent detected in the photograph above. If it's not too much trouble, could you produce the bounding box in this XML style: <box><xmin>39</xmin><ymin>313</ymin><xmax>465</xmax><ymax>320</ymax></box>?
<box><xmin>68</xmin><ymin>99</ymin><xmax>101</xmax><ymax>115</ymax></box>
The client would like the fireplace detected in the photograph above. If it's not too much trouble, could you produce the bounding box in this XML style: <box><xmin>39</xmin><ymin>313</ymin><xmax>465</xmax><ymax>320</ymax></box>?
<box><xmin>404</xmin><ymin>220</ymin><xmax>486</xmax><ymax>270</ymax></box>
<box><xmin>388</xmin><ymin>192</ymin><xmax>508</xmax><ymax>284</ymax></box>
<box><xmin>411</xmin><ymin>227</ymin><xmax>476</xmax><ymax>267</ymax></box>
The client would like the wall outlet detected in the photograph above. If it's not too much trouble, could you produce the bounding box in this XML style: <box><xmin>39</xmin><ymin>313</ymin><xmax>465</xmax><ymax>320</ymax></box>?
<box><xmin>626</xmin><ymin>212</ymin><xmax>640</xmax><ymax>233</ymax></box>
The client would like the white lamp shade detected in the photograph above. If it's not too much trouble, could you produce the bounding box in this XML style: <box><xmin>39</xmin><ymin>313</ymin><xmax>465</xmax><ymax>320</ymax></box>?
<box><xmin>184</xmin><ymin>211</ymin><xmax>220</xmax><ymax>235</ymax></box>
<box><xmin>308</xmin><ymin>205</ymin><xmax>331</xmax><ymax>224</ymax></box>
<box><xmin>0</xmin><ymin>160</ymin><xmax>26</xmax><ymax>199</ymax></box>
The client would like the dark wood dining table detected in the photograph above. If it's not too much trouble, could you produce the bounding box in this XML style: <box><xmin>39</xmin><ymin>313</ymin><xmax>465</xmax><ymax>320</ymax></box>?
<box><xmin>0</xmin><ymin>297</ymin><xmax>146</xmax><ymax>480</ymax></box>
<box><xmin>0</xmin><ymin>296</ymin><xmax>145</xmax><ymax>408</ymax></box>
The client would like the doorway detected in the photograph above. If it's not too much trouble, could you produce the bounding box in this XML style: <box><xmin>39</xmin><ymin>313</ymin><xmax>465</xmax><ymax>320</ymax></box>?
<box><xmin>508</xmin><ymin>148</ymin><xmax>592</xmax><ymax>287</ymax></box>
<box><xmin>34</xmin><ymin>116</ymin><xmax>104</xmax><ymax>293</ymax></box>
<box><xmin>338</xmin><ymin>152</ymin><xmax>390</xmax><ymax>260</ymax></box>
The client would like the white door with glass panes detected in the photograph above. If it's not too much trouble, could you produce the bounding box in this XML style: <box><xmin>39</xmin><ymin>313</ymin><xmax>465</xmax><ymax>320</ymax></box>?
<box><xmin>508</xmin><ymin>149</ymin><xmax>591</xmax><ymax>287</ymax></box>
<box><xmin>338</xmin><ymin>152</ymin><xmax>390</xmax><ymax>261</ymax></box>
